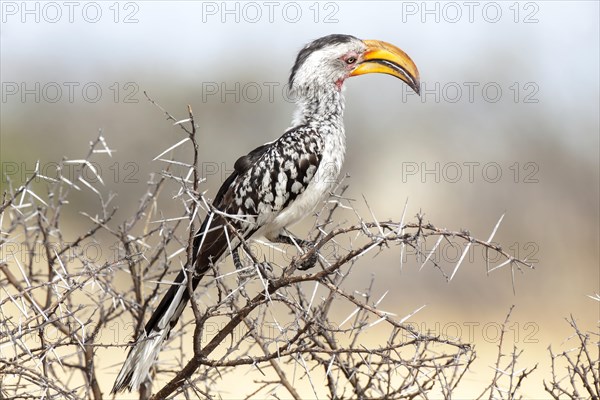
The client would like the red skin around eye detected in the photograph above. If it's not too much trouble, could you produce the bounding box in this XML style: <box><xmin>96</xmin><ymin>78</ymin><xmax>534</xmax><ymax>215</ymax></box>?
<box><xmin>336</xmin><ymin>51</ymin><xmax>362</xmax><ymax>90</ymax></box>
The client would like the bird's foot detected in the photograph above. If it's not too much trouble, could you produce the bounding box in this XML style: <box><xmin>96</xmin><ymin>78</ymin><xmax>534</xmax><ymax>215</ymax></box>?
<box><xmin>236</xmin><ymin>266</ymin><xmax>256</xmax><ymax>280</ymax></box>
<box><xmin>294</xmin><ymin>243</ymin><xmax>318</xmax><ymax>271</ymax></box>
<box><xmin>233</xmin><ymin>247</ymin><xmax>271</xmax><ymax>280</ymax></box>
<box><xmin>294</xmin><ymin>254</ymin><xmax>318</xmax><ymax>270</ymax></box>
<box><xmin>274</xmin><ymin>234</ymin><xmax>319</xmax><ymax>270</ymax></box>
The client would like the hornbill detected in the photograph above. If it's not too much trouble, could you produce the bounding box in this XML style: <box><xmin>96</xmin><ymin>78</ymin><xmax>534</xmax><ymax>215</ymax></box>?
<box><xmin>112</xmin><ymin>34</ymin><xmax>420</xmax><ymax>393</ymax></box>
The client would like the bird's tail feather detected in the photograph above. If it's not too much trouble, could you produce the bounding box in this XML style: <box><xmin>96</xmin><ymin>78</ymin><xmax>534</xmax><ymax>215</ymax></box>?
<box><xmin>111</xmin><ymin>269</ymin><xmax>191</xmax><ymax>393</ymax></box>
<box><xmin>111</xmin><ymin>214</ymin><xmax>233</xmax><ymax>393</ymax></box>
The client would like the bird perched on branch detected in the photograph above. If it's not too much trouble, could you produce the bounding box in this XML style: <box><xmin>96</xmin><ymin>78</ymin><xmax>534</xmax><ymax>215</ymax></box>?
<box><xmin>112</xmin><ymin>33</ymin><xmax>420</xmax><ymax>393</ymax></box>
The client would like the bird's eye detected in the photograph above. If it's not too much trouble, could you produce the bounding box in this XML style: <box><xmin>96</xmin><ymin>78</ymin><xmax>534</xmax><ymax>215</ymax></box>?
<box><xmin>345</xmin><ymin>57</ymin><xmax>357</xmax><ymax>65</ymax></box>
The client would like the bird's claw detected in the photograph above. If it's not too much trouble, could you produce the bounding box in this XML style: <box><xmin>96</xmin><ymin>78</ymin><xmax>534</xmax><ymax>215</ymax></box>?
<box><xmin>274</xmin><ymin>234</ymin><xmax>318</xmax><ymax>270</ymax></box>
<box><xmin>236</xmin><ymin>267</ymin><xmax>256</xmax><ymax>280</ymax></box>
<box><xmin>294</xmin><ymin>247</ymin><xmax>318</xmax><ymax>271</ymax></box>
<box><xmin>257</xmin><ymin>261</ymin><xmax>273</xmax><ymax>275</ymax></box>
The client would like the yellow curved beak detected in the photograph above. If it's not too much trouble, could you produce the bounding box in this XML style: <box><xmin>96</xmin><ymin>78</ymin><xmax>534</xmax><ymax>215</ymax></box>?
<box><xmin>350</xmin><ymin>39</ymin><xmax>420</xmax><ymax>95</ymax></box>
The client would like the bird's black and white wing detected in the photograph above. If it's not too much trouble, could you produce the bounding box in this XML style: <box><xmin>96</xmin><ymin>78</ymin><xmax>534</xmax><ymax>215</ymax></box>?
<box><xmin>111</xmin><ymin>125</ymin><xmax>324</xmax><ymax>393</ymax></box>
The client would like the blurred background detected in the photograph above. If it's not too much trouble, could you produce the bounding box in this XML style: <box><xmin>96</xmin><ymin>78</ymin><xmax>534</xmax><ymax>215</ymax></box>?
<box><xmin>1</xmin><ymin>1</ymin><xmax>598</xmax><ymax>397</ymax></box>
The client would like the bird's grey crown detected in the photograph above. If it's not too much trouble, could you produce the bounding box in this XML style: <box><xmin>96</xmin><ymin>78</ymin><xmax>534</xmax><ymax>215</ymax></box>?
<box><xmin>288</xmin><ymin>34</ymin><xmax>358</xmax><ymax>88</ymax></box>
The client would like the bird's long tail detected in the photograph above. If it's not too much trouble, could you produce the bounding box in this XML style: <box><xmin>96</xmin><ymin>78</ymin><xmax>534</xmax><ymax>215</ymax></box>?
<box><xmin>111</xmin><ymin>214</ymin><xmax>233</xmax><ymax>393</ymax></box>
<box><xmin>111</xmin><ymin>269</ymin><xmax>192</xmax><ymax>393</ymax></box>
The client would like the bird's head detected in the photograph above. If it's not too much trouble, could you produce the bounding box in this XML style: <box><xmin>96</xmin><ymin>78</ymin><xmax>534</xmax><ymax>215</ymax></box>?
<box><xmin>289</xmin><ymin>34</ymin><xmax>420</xmax><ymax>96</ymax></box>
